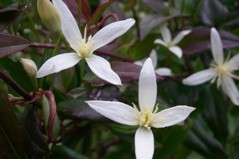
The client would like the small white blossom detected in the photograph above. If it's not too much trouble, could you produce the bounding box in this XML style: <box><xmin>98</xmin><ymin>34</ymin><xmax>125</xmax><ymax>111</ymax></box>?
<box><xmin>86</xmin><ymin>58</ymin><xmax>195</xmax><ymax>159</ymax></box>
<box><xmin>36</xmin><ymin>0</ymin><xmax>135</xmax><ymax>85</ymax></box>
<box><xmin>135</xmin><ymin>49</ymin><xmax>172</xmax><ymax>76</ymax></box>
<box><xmin>183</xmin><ymin>28</ymin><xmax>239</xmax><ymax>105</ymax></box>
<box><xmin>155</xmin><ymin>24</ymin><xmax>191</xmax><ymax>58</ymax></box>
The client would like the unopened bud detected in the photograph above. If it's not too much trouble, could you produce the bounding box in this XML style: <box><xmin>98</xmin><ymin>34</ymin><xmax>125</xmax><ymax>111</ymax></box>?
<box><xmin>37</xmin><ymin>0</ymin><xmax>61</xmax><ymax>32</ymax></box>
<box><xmin>20</xmin><ymin>58</ymin><xmax>38</xmax><ymax>78</ymax></box>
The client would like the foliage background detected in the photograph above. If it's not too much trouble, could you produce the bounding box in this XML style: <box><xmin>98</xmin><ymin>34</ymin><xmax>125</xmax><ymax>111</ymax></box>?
<box><xmin>1</xmin><ymin>0</ymin><xmax>239</xmax><ymax>158</ymax></box>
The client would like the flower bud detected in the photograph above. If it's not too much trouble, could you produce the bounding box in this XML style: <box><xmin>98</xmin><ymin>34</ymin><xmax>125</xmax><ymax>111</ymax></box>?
<box><xmin>37</xmin><ymin>0</ymin><xmax>61</xmax><ymax>32</ymax></box>
<box><xmin>20</xmin><ymin>58</ymin><xmax>38</xmax><ymax>78</ymax></box>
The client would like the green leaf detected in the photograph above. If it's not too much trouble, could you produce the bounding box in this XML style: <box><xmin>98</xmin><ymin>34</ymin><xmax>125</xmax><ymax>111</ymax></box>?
<box><xmin>128</xmin><ymin>33</ymin><xmax>158</xmax><ymax>60</ymax></box>
<box><xmin>49</xmin><ymin>145</ymin><xmax>88</xmax><ymax>159</ymax></box>
<box><xmin>0</xmin><ymin>80</ymin><xmax>25</xmax><ymax>158</ymax></box>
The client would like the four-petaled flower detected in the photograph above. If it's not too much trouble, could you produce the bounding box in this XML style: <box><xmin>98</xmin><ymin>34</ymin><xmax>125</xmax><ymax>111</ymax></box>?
<box><xmin>135</xmin><ymin>49</ymin><xmax>172</xmax><ymax>76</ymax></box>
<box><xmin>154</xmin><ymin>24</ymin><xmax>191</xmax><ymax>58</ymax></box>
<box><xmin>86</xmin><ymin>58</ymin><xmax>195</xmax><ymax>159</ymax></box>
<box><xmin>36</xmin><ymin>0</ymin><xmax>135</xmax><ymax>85</ymax></box>
<box><xmin>183</xmin><ymin>28</ymin><xmax>239</xmax><ymax>105</ymax></box>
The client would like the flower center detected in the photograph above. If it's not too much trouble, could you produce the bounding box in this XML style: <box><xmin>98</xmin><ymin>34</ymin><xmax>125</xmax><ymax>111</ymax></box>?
<box><xmin>166</xmin><ymin>41</ymin><xmax>173</xmax><ymax>47</ymax></box>
<box><xmin>139</xmin><ymin>109</ymin><xmax>154</xmax><ymax>129</ymax></box>
<box><xmin>76</xmin><ymin>27</ymin><xmax>94</xmax><ymax>58</ymax></box>
<box><xmin>216</xmin><ymin>64</ymin><xmax>229</xmax><ymax>76</ymax></box>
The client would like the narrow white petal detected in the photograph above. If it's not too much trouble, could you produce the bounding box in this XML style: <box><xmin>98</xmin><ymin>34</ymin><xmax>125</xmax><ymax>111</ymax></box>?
<box><xmin>172</xmin><ymin>30</ymin><xmax>191</xmax><ymax>45</ymax></box>
<box><xmin>169</xmin><ymin>46</ymin><xmax>183</xmax><ymax>58</ymax></box>
<box><xmin>160</xmin><ymin>24</ymin><xmax>171</xmax><ymax>42</ymax></box>
<box><xmin>221</xmin><ymin>76</ymin><xmax>239</xmax><ymax>105</ymax></box>
<box><xmin>53</xmin><ymin>0</ymin><xmax>82</xmax><ymax>51</ymax></box>
<box><xmin>154</xmin><ymin>39</ymin><xmax>167</xmax><ymax>46</ymax></box>
<box><xmin>86</xmin><ymin>55</ymin><xmax>122</xmax><ymax>85</ymax></box>
<box><xmin>92</xmin><ymin>19</ymin><xmax>135</xmax><ymax>52</ymax></box>
<box><xmin>155</xmin><ymin>67</ymin><xmax>172</xmax><ymax>76</ymax></box>
<box><xmin>149</xmin><ymin>49</ymin><xmax>158</xmax><ymax>69</ymax></box>
<box><xmin>228</xmin><ymin>54</ymin><xmax>239</xmax><ymax>71</ymax></box>
<box><xmin>36</xmin><ymin>53</ymin><xmax>80</xmax><ymax>78</ymax></box>
<box><xmin>86</xmin><ymin>100</ymin><xmax>138</xmax><ymax>125</ymax></box>
<box><xmin>151</xmin><ymin>106</ymin><xmax>195</xmax><ymax>128</ymax></box>
<box><xmin>211</xmin><ymin>28</ymin><xmax>224</xmax><ymax>65</ymax></box>
<box><xmin>139</xmin><ymin>58</ymin><xmax>157</xmax><ymax>111</ymax></box>
<box><xmin>182</xmin><ymin>69</ymin><xmax>216</xmax><ymax>86</ymax></box>
<box><xmin>135</xmin><ymin>127</ymin><xmax>154</xmax><ymax>159</ymax></box>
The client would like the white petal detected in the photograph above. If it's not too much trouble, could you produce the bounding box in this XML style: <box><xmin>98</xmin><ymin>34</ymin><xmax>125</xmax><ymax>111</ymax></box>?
<box><xmin>149</xmin><ymin>49</ymin><xmax>158</xmax><ymax>69</ymax></box>
<box><xmin>37</xmin><ymin>53</ymin><xmax>80</xmax><ymax>78</ymax></box>
<box><xmin>160</xmin><ymin>24</ymin><xmax>171</xmax><ymax>42</ymax></box>
<box><xmin>227</xmin><ymin>54</ymin><xmax>239</xmax><ymax>71</ymax></box>
<box><xmin>211</xmin><ymin>28</ymin><xmax>224</xmax><ymax>65</ymax></box>
<box><xmin>53</xmin><ymin>0</ymin><xmax>82</xmax><ymax>51</ymax></box>
<box><xmin>169</xmin><ymin>46</ymin><xmax>183</xmax><ymax>58</ymax></box>
<box><xmin>172</xmin><ymin>30</ymin><xmax>191</xmax><ymax>45</ymax></box>
<box><xmin>135</xmin><ymin>127</ymin><xmax>154</xmax><ymax>159</ymax></box>
<box><xmin>86</xmin><ymin>100</ymin><xmax>138</xmax><ymax>125</ymax></box>
<box><xmin>182</xmin><ymin>69</ymin><xmax>216</xmax><ymax>86</ymax></box>
<box><xmin>92</xmin><ymin>19</ymin><xmax>135</xmax><ymax>52</ymax></box>
<box><xmin>151</xmin><ymin>106</ymin><xmax>195</xmax><ymax>128</ymax></box>
<box><xmin>86</xmin><ymin>55</ymin><xmax>122</xmax><ymax>85</ymax></box>
<box><xmin>221</xmin><ymin>76</ymin><xmax>239</xmax><ymax>105</ymax></box>
<box><xmin>155</xmin><ymin>67</ymin><xmax>172</xmax><ymax>76</ymax></box>
<box><xmin>154</xmin><ymin>39</ymin><xmax>166</xmax><ymax>46</ymax></box>
<box><xmin>139</xmin><ymin>58</ymin><xmax>157</xmax><ymax>112</ymax></box>
<box><xmin>134</xmin><ymin>60</ymin><xmax>144</xmax><ymax>66</ymax></box>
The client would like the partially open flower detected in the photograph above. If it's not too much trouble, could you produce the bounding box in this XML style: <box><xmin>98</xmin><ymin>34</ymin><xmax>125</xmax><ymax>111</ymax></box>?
<box><xmin>155</xmin><ymin>24</ymin><xmax>191</xmax><ymax>58</ymax></box>
<box><xmin>37</xmin><ymin>0</ymin><xmax>61</xmax><ymax>31</ymax></box>
<box><xmin>20</xmin><ymin>58</ymin><xmax>38</xmax><ymax>78</ymax></box>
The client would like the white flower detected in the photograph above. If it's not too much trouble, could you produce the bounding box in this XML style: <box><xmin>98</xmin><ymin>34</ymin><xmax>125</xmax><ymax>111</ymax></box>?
<box><xmin>154</xmin><ymin>24</ymin><xmax>191</xmax><ymax>58</ymax></box>
<box><xmin>183</xmin><ymin>28</ymin><xmax>239</xmax><ymax>105</ymax></box>
<box><xmin>135</xmin><ymin>49</ymin><xmax>172</xmax><ymax>76</ymax></box>
<box><xmin>36</xmin><ymin>0</ymin><xmax>135</xmax><ymax>85</ymax></box>
<box><xmin>86</xmin><ymin>58</ymin><xmax>195</xmax><ymax>159</ymax></box>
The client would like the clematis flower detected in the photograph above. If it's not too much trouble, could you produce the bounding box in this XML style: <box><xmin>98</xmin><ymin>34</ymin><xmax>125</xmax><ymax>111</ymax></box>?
<box><xmin>86</xmin><ymin>58</ymin><xmax>195</xmax><ymax>159</ymax></box>
<box><xmin>183</xmin><ymin>28</ymin><xmax>239</xmax><ymax>105</ymax></box>
<box><xmin>135</xmin><ymin>49</ymin><xmax>172</xmax><ymax>76</ymax></box>
<box><xmin>154</xmin><ymin>24</ymin><xmax>191</xmax><ymax>58</ymax></box>
<box><xmin>36</xmin><ymin>0</ymin><xmax>135</xmax><ymax>85</ymax></box>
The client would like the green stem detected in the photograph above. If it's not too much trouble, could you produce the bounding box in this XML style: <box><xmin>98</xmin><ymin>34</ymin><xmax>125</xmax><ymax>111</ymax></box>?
<box><xmin>52</xmin><ymin>34</ymin><xmax>62</xmax><ymax>56</ymax></box>
<box><xmin>80</xmin><ymin>60</ymin><xmax>85</xmax><ymax>84</ymax></box>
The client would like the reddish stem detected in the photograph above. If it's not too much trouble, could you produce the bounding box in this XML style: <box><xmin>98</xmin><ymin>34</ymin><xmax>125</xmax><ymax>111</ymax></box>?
<box><xmin>87</xmin><ymin>13</ymin><xmax>120</xmax><ymax>32</ymax></box>
<box><xmin>43</xmin><ymin>90</ymin><xmax>57</xmax><ymax>142</ymax></box>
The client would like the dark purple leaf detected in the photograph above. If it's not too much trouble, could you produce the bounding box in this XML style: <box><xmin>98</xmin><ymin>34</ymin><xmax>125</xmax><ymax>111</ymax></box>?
<box><xmin>0</xmin><ymin>3</ymin><xmax>25</xmax><ymax>32</ymax></box>
<box><xmin>81</xmin><ymin>0</ymin><xmax>91</xmax><ymax>23</ymax></box>
<box><xmin>200</xmin><ymin>0</ymin><xmax>228</xmax><ymax>26</ymax></box>
<box><xmin>0</xmin><ymin>81</ymin><xmax>25</xmax><ymax>158</ymax></box>
<box><xmin>85</xmin><ymin>62</ymin><xmax>164</xmax><ymax>84</ymax></box>
<box><xmin>22</xmin><ymin>104</ymin><xmax>50</xmax><ymax>156</ymax></box>
<box><xmin>0</xmin><ymin>34</ymin><xmax>31</xmax><ymax>57</ymax></box>
<box><xmin>63</xmin><ymin>0</ymin><xmax>78</xmax><ymax>18</ymax></box>
<box><xmin>142</xmin><ymin>0</ymin><xmax>167</xmax><ymax>14</ymax></box>
<box><xmin>181</xmin><ymin>27</ymin><xmax>239</xmax><ymax>55</ymax></box>
<box><xmin>140</xmin><ymin>15</ymin><xmax>178</xmax><ymax>39</ymax></box>
<box><xmin>58</xmin><ymin>99</ymin><xmax>106</xmax><ymax>121</ymax></box>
